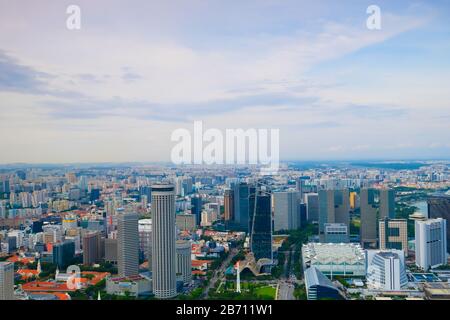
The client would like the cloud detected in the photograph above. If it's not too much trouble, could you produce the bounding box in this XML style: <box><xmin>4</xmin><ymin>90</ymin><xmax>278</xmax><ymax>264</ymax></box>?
<box><xmin>0</xmin><ymin>50</ymin><xmax>52</xmax><ymax>93</ymax></box>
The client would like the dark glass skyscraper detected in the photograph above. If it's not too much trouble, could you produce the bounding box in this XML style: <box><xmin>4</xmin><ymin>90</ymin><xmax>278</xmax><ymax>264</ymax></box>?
<box><xmin>428</xmin><ymin>194</ymin><xmax>450</xmax><ymax>253</ymax></box>
<box><xmin>250</xmin><ymin>190</ymin><xmax>272</xmax><ymax>261</ymax></box>
<box><xmin>191</xmin><ymin>195</ymin><xmax>202</xmax><ymax>225</ymax></box>
<box><xmin>53</xmin><ymin>240</ymin><xmax>75</xmax><ymax>268</ymax></box>
<box><xmin>232</xmin><ymin>182</ymin><xmax>255</xmax><ymax>233</ymax></box>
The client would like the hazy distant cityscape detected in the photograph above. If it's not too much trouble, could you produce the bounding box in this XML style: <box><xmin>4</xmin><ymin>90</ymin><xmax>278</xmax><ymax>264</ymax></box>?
<box><xmin>0</xmin><ymin>160</ymin><xmax>449</xmax><ymax>300</ymax></box>
<box><xmin>1</xmin><ymin>0</ymin><xmax>450</xmax><ymax>308</ymax></box>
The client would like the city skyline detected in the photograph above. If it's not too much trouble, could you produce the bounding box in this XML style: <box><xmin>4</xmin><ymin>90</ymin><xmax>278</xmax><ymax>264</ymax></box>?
<box><xmin>1</xmin><ymin>0</ymin><xmax>450</xmax><ymax>163</ymax></box>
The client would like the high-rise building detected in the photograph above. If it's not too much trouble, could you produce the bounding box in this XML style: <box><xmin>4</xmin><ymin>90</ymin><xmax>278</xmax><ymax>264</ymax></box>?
<box><xmin>117</xmin><ymin>213</ymin><xmax>139</xmax><ymax>277</ymax></box>
<box><xmin>298</xmin><ymin>203</ymin><xmax>307</xmax><ymax>227</ymax></box>
<box><xmin>273</xmin><ymin>191</ymin><xmax>300</xmax><ymax>231</ymax></box>
<box><xmin>190</xmin><ymin>195</ymin><xmax>202</xmax><ymax>226</ymax></box>
<box><xmin>52</xmin><ymin>240</ymin><xmax>75</xmax><ymax>268</ymax></box>
<box><xmin>82</xmin><ymin>231</ymin><xmax>102</xmax><ymax>266</ymax></box>
<box><xmin>324</xmin><ymin>223</ymin><xmax>349</xmax><ymax>243</ymax></box>
<box><xmin>175</xmin><ymin>213</ymin><xmax>196</xmax><ymax>232</ymax></box>
<box><xmin>104</xmin><ymin>238</ymin><xmax>118</xmax><ymax>264</ymax></box>
<box><xmin>233</xmin><ymin>182</ymin><xmax>253</xmax><ymax>232</ymax></box>
<box><xmin>305</xmin><ymin>193</ymin><xmax>319</xmax><ymax>222</ymax></box>
<box><xmin>366</xmin><ymin>250</ymin><xmax>408</xmax><ymax>291</ymax></box>
<box><xmin>0</xmin><ymin>262</ymin><xmax>14</xmax><ymax>300</ymax></box>
<box><xmin>224</xmin><ymin>189</ymin><xmax>234</xmax><ymax>221</ymax></box>
<box><xmin>379</xmin><ymin>218</ymin><xmax>408</xmax><ymax>256</ymax></box>
<box><xmin>296</xmin><ymin>178</ymin><xmax>306</xmax><ymax>199</ymax></box>
<box><xmin>428</xmin><ymin>195</ymin><xmax>450</xmax><ymax>253</ymax></box>
<box><xmin>349</xmin><ymin>191</ymin><xmax>357</xmax><ymax>210</ymax></box>
<box><xmin>379</xmin><ymin>189</ymin><xmax>395</xmax><ymax>219</ymax></box>
<box><xmin>415</xmin><ymin>218</ymin><xmax>447</xmax><ymax>270</ymax></box>
<box><xmin>151</xmin><ymin>184</ymin><xmax>177</xmax><ymax>299</ymax></box>
<box><xmin>250</xmin><ymin>191</ymin><xmax>272</xmax><ymax>262</ymax></box>
<box><xmin>139</xmin><ymin>186</ymin><xmax>152</xmax><ymax>203</ymax></box>
<box><xmin>318</xmin><ymin>189</ymin><xmax>350</xmax><ymax>241</ymax></box>
<box><xmin>360</xmin><ymin>188</ymin><xmax>378</xmax><ymax>248</ymax></box>
<box><xmin>138</xmin><ymin>219</ymin><xmax>152</xmax><ymax>263</ymax></box>
<box><xmin>176</xmin><ymin>240</ymin><xmax>192</xmax><ymax>285</ymax></box>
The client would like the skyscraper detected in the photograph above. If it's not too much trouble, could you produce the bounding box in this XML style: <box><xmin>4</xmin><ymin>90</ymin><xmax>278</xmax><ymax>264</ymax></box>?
<box><xmin>53</xmin><ymin>240</ymin><xmax>75</xmax><ymax>268</ymax></box>
<box><xmin>176</xmin><ymin>240</ymin><xmax>192</xmax><ymax>285</ymax></box>
<box><xmin>379</xmin><ymin>189</ymin><xmax>395</xmax><ymax>219</ymax></box>
<box><xmin>318</xmin><ymin>189</ymin><xmax>350</xmax><ymax>241</ymax></box>
<box><xmin>231</xmin><ymin>182</ymin><xmax>257</xmax><ymax>233</ymax></box>
<box><xmin>190</xmin><ymin>194</ymin><xmax>202</xmax><ymax>226</ymax></box>
<box><xmin>305</xmin><ymin>193</ymin><xmax>319</xmax><ymax>222</ymax></box>
<box><xmin>234</xmin><ymin>182</ymin><xmax>249</xmax><ymax>232</ymax></box>
<box><xmin>360</xmin><ymin>188</ymin><xmax>378</xmax><ymax>248</ymax></box>
<box><xmin>117</xmin><ymin>213</ymin><xmax>139</xmax><ymax>277</ymax></box>
<box><xmin>415</xmin><ymin>218</ymin><xmax>447</xmax><ymax>270</ymax></box>
<box><xmin>138</xmin><ymin>219</ymin><xmax>152</xmax><ymax>264</ymax></box>
<box><xmin>224</xmin><ymin>189</ymin><xmax>234</xmax><ymax>221</ymax></box>
<box><xmin>379</xmin><ymin>218</ymin><xmax>408</xmax><ymax>256</ymax></box>
<box><xmin>82</xmin><ymin>231</ymin><xmax>102</xmax><ymax>266</ymax></box>
<box><xmin>273</xmin><ymin>191</ymin><xmax>300</xmax><ymax>231</ymax></box>
<box><xmin>428</xmin><ymin>194</ymin><xmax>450</xmax><ymax>253</ymax></box>
<box><xmin>0</xmin><ymin>262</ymin><xmax>14</xmax><ymax>300</ymax></box>
<box><xmin>250</xmin><ymin>190</ymin><xmax>272</xmax><ymax>262</ymax></box>
<box><xmin>151</xmin><ymin>184</ymin><xmax>177</xmax><ymax>299</ymax></box>
<box><xmin>296</xmin><ymin>178</ymin><xmax>306</xmax><ymax>198</ymax></box>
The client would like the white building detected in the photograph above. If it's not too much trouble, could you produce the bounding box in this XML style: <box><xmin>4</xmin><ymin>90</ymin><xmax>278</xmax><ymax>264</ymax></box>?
<box><xmin>366</xmin><ymin>250</ymin><xmax>408</xmax><ymax>291</ymax></box>
<box><xmin>106</xmin><ymin>275</ymin><xmax>152</xmax><ymax>297</ymax></box>
<box><xmin>415</xmin><ymin>218</ymin><xmax>447</xmax><ymax>270</ymax></box>
<box><xmin>302</xmin><ymin>243</ymin><xmax>366</xmax><ymax>277</ymax></box>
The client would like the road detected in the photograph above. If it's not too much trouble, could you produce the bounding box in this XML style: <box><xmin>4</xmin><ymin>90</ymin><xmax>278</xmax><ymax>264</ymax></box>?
<box><xmin>202</xmin><ymin>248</ymin><xmax>239</xmax><ymax>298</ymax></box>
<box><xmin>277</xmin><ymin>280</ymin><xmax>295</xmax><ymax>300</ymax></box>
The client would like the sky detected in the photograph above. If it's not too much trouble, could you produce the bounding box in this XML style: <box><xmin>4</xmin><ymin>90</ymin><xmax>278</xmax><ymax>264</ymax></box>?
<box><xmin>0</xmin><ymin>0</ymin><xmax>449</xmax><ymax>163</ymax></box>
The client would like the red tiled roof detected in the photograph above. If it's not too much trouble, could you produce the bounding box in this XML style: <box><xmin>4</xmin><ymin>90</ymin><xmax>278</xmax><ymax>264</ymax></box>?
<box><xmin>22</xmin><ymin>281</ymin><xmax>75</xmax><ymax>292</ymax></box>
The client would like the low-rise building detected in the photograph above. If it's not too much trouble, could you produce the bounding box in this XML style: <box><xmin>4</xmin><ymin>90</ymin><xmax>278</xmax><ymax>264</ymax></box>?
<box><xmin>302</xmin><ymin>243</ymin><xmax>366</xmax><ymax>277</ymax></box>
<box><xmin>105</xmin><ymin>274</ymin><xmax>152</xmax><ymax>297</ymax></box>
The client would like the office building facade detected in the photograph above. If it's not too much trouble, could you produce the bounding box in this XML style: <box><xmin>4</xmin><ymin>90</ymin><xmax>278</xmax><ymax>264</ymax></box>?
<box><xmin>0</xmin><ymin>262</ymin><xmax>14</xmax><ymax>300</ymax></box>
<box><xmin>250</xmin><ymin>191</ymin><xmax>273</xmax><ymax>262</ymax></box>
<box><xmin>379</xmin><ymin>189</ymin><xmax>395</xmax><ymax>219</ymax></box>
<box><xmin>224</xmin><ymin>189</ymin><xmax>234</xmax><ymax>221</ymax></box>
<box><xmin>117</xmin><ymin>213</ymin><xmax>139</xmax><ymax>277</ymax></box>
<box><xmin>176</xmin><ymin>240</ymin><xmax>192</xmax><ymax>285</ymax></box>
<box><xmin>379</xmin><ymin>218</ymin><xmax>408</xmax><ymax>256</ymax></box>
<box><xmin>305</xmin><ymin>193</ymin><xmax>319</xmax><ymax>222</ymax></box>
<box><xmin>82</xmin><ymin>231</ymin><xmax>102</xmax><ymax>266</ymax></box>
<box><xmin>273</xmin><ymin>191</ymin><xmax>300</xmax><ymax>231</ymax></box>
<box><xmin>360</xmin><ymin>188</ymin><xmax>378</xmax><ymax>248</ymax></box>
<box><xmin>151</xmin><ymin>184</ymin><xmax>177</xmax><ymax>299</ymax></box>
<box><xmin>428</xmin><ymin>195</ymin><xmax>450</xmax><ymax>253</ymax></box>
<box><xmin>324</xmin><ymin>223</ymin><xmax>349</xmax><ymax>243</ymax></box>
<box><xmin>415</xmin><ymin>218</ymin><xmax>447</xmax><ymax>270</ymax></box>
<box><xmin>318</xmin><ymin>189</ymin><xmax>350</xmax><ymax>241</ymax></box>
<box><xmin>366</xmin><ymin>250</ymin><xmax>408</xmax><ymax>291</ymax></box>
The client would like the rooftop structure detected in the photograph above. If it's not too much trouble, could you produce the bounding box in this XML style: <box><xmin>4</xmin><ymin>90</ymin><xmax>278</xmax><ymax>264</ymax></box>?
<box><xmin>302</xmin><ymin>243</ymin><xmax>366</xmax><ymax>277</ymax></box>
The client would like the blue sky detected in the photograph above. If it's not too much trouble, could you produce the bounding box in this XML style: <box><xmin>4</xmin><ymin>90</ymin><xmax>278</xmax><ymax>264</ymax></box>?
<box><xmin>0</xmin><ymin>0</ymin><xmax>449</xmax><ymax>163</ymax></box>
